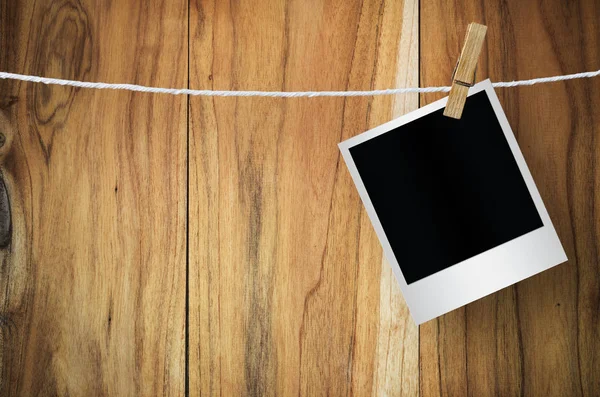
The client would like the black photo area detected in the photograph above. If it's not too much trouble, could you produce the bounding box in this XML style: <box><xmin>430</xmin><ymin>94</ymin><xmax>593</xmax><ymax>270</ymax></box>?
<box><xmin>349</xmin><ymin>91</ymin><xmax>543</xmax><ymax>284</ymax></box>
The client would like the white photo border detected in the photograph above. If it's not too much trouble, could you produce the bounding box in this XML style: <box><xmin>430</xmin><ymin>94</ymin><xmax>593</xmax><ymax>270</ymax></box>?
<box><xmin>338</xmin><ymin>79</ymin><xmax>567</xmax><ymax>325</ymax></box>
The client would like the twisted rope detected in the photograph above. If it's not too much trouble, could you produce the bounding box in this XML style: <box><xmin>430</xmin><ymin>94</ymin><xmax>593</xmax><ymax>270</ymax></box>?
<box><xmin>0</xmin><ymin>69</ymin><xmax>598</xmax><ymax>98</ymax></box>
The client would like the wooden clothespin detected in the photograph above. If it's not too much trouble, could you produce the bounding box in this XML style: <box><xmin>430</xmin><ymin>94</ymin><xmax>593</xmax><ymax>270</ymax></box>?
<box><xmin>443</xmin><ymin>23</ymin><xmax>487</xmax><ymax>119</ymax></box>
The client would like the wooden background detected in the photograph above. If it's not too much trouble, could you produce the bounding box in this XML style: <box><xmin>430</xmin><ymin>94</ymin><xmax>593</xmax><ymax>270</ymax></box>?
<box><xmin>0</xmin><ymin>0</ymin><xmax>598</xmax><ymax>396</ymax></box>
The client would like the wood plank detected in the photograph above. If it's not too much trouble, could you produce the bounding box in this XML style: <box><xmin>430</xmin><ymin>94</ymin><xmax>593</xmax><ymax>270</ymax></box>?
<box><xmin>0</xmin><ymin>1</ymin><xmax>188</xmax><ymax>395</ymax></box>
<box><xmin>188</xmin><ymin>0</ymin><xmax>419</xmax><ymax>395</ymax></box>
<box><xmin>420</xmin><ymin>1</ymin><xmax>600</xmax><ymax>396</ymax></box>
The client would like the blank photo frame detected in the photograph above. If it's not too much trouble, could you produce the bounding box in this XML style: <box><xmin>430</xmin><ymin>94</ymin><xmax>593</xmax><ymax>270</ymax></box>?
<box><xmin>339</xmin><ymin>79</ymin><xmax>567</xmax><ymax>324</ymax></box>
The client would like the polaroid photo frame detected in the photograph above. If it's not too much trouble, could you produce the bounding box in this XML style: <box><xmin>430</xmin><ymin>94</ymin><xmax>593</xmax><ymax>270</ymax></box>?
<box><xmin>339</xmin><ymin>79</ymin><xmax>567</xmax><ymax>325</ymax></box>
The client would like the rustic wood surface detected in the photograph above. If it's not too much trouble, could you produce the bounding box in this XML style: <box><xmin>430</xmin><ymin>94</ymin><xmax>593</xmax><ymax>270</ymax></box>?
<box><xmin>0</xmin><ymin>0</ymin><xmax>188</xmax><ymax>395</ymax></box>
<box><xmin>1</xmin><ymin>0</ymin><xmax>599</xmax><ymax>396</ymax></box>
<box><xmin>420</xmin><ymin>1</ymin><xmax>600</xmax><ymax>396</ymax></box>
<box><xmin>188</xmin><ymin>0</ymin><xmax>418</xmax><ymax>395</ymax></box>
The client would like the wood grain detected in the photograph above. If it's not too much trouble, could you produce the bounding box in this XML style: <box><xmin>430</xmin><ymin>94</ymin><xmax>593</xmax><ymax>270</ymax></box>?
<box><xmin>188</xmin><ymin>0</ymin><xmax>419</xmax><ymax>395</ymax></box>
<box><xmin>420</xmin><ymin>1</ymin><xmax>600</xmax><ymax>396</ymax></box>
<box><xmin>2</xmin><ymin>0</ymin><xmax>598</xmax><ymax>395</ymax></box>
<box><xmin>0</xmin><ymin>0</ymin><xmax>188</xmax><ymax>395</ymax></box>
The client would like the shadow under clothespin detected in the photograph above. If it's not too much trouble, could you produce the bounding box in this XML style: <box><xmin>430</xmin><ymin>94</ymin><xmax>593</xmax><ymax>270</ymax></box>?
<box><xmin>444</xmin><ymin>23</ymin><xmax>487</xmax><ymax>119</ymax></box>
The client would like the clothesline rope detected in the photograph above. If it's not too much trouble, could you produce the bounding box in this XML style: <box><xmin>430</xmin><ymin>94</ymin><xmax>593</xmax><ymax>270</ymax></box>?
<box><xmin>0</xmin><ymin>69</ymin><xmax>599</xmax><ymax>98</ymax></box>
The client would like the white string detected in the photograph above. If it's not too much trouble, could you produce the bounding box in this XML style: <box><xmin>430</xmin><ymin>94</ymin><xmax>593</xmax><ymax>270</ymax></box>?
<box><xmin>0</xmin><ymin>69</ymin><xmax>599</xmax><ymax>98</ymax></box>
